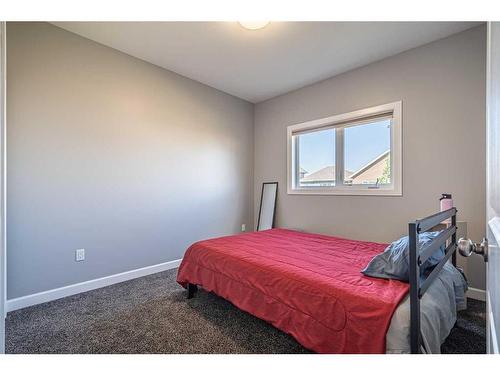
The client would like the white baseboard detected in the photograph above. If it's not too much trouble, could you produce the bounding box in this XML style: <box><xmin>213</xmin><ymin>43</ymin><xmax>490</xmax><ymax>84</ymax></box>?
<box><xmin>6</xmin><ymin>258</ymin><xmax>182</xmax><ymax>313</ymax></box>
<box><xmin>467</xmin><ymin>287</ymin><xmax>486</xmax><ymax>302</ymax></box>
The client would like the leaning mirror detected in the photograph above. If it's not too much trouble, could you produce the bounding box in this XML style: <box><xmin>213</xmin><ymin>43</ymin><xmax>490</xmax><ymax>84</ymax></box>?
<box><xmin>257</xmin><ymin>182</ymin><xmax>278</xmax><ymax>231</ymax></box>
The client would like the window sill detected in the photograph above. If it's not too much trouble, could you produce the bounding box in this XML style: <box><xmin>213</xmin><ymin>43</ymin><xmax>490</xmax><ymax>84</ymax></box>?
<box><xmin>287</xmin><ymin>187</ymin><xmax>402</xmax><ymax>196</ymax></box>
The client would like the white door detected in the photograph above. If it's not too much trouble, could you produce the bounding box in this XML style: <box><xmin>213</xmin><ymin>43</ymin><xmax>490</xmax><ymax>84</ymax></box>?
<box><xmin>0</xmin><ymin>21</ymin><xmax>6</xmax><ymax>355</ymax></box>
<box><xmin>487</xmin><ymin>21</ymin><xmax>500</xmax><ymax>354</ymax></box>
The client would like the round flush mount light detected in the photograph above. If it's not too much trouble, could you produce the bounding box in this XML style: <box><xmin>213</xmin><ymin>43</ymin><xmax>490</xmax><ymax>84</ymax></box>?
<box><xmin>238</xmin><ymin>21</ymin><xmax>270</xmax><ymax>30</ymax></box>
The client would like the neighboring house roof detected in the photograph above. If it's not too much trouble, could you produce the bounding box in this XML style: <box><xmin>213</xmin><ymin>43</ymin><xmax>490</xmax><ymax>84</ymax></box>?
<box><xmin>348</xmin><ymin>150</ymin><xmax>390</xmax><ymax>180</ymax></box>
<box><xmin>301</xmin><ymin>150</ymin><xmax>389</xmax><ymax>183</ymax></box>
<box><xmin>301</xmin><ymin>166</ymin><xmax>354</xmax><ymax>182</ymax></box>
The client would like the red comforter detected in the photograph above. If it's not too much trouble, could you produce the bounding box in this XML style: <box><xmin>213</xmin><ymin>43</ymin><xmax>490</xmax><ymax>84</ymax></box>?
<box><xmin>176</xmin><ymin>229</ymin><xmax>409</xmax><ymax>353</ymax></box>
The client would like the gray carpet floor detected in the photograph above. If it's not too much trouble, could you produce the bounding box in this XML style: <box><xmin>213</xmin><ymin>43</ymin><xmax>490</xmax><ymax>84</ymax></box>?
<box><xmin>5</xmin><ymin>268</ymin><xmax>486</xmax><ymax>354</ymax></box>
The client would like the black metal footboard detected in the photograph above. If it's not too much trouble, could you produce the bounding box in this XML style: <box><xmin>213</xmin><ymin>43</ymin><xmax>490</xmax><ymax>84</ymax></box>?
<box><xmin>409</xmin><ymin>207</ymin><xmax>457</xmax><ymax>354</ymax></box>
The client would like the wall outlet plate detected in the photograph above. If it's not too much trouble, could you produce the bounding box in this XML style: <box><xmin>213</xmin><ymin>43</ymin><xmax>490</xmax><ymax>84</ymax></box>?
<box><xmin>241</xmin><ymin>224</ymin><xmax>246</xmax><ymax>232</ymax></box>
<box><xmin>75</xmin><ymin>248</ymin><xmax>85</xmax><ymax>262</ymax></box>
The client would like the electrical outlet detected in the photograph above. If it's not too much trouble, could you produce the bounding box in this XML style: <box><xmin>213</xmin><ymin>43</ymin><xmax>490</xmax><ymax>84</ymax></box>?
<box><xmin>75</xmin><ymin>248</ymin><xmax>85</xmax><ymax>262</ymax></box>
<box><xmin>241</xmin><ymin>224</ymin><xmax>246</xmax><ymax>232</ymax></box>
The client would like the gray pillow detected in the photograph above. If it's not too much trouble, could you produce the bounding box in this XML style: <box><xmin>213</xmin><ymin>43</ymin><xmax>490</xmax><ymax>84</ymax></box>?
<box><xmin>362</xmin><ymin>231</ymin><xmax>445</xmax><ymax>281</ymax></box>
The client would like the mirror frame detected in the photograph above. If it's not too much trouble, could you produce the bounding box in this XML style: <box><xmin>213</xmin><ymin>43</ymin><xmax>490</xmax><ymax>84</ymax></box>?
<box><xmin>257</xmin><ymin>182</ymin><xmax>278</xmax><ymax>231</ymax></box>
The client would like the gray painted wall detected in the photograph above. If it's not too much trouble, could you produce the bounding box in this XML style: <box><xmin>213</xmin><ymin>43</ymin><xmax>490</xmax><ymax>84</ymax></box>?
<box><xmin>254</xmin><ymin>26</ymin><xmax>487</xmax><ymax>289</ymax></box>
<box><xmin>1</xmin><ymin>21</ymin><xmax>5</xmax><ymax>354</ymax></box>
<box><xmin>7</xmin><ymin>22</ymin><xmax>254</xmax><ymax>299</ymax></box>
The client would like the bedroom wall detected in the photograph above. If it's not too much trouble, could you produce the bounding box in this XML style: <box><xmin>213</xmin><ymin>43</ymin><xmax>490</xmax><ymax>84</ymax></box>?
<box><xmin>254</xmin><ymin>25</ymin><xmax>487</xmax><ymax>290</ymax></box>
<box><xmin>0</xmin><ymin>21</ymin><xmax>5</xmax><ymax>354</ymax></box>
<box><xmin>7</xmin><ymin>22</ymin><xmax>254</xmax><ymax>299</ymax></box>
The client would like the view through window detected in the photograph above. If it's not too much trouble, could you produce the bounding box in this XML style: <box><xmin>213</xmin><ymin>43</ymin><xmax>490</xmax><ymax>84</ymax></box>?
<box><xmin>344</xmin><ymin>119</ymin><xmax>391</xmax><ymax>186</ymax></box>
<box><xmin>298</xmin><ymin>128</ymin><xmax>336</xmax><ymax>187</ymax></box>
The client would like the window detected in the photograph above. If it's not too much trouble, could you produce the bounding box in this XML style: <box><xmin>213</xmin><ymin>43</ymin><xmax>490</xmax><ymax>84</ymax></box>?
<box><xmin>287</xmin><ymin>101</ymin><xmax>402</xmax><ymax>196</ymax></box>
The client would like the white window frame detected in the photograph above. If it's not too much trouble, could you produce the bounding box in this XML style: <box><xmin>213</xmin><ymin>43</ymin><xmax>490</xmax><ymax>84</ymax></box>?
<box><xmin>287</xmin><ymin>101</ymin><xmax>402</xmax><ymax>196</ymax></box>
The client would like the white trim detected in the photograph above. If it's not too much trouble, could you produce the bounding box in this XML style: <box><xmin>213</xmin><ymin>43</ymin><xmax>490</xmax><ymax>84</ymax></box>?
<box><xmin>5</xmin><ymin>258</ymin><xmax>182</xmax><ymax>313</ymax></box>
<box><xmin>335</xmin><ymin>127</ymin><xmax>344</xmax><ymax>187</ymax></box>
<box><xmin>488</xmin><ymin>216</ymin><xmax>500</xmax><ymax>245</ymax></box>
<box><xmin>287</xmin><ymin>101</ymin><xmax>402</xmax><ymax>196</ymax></box>
<box><xmin>467</xmin><ymin>287</ymin><xmax>486</xmax><ymax>302</ymax></box>
<box><xmin>486</xmin><ymin>22</ymin><xmax>500</xmax><ymax>354</ymax></box>
<box><xmin>487</xmin><ymin>218</ymin><xmax>500</xmax><ymax>353</ymax></box>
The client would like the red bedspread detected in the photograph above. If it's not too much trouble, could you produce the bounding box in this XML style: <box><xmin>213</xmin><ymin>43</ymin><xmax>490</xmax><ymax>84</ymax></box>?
<box><xmin>176</xmin><ymin>229</ymin><xmax>409</xmax><ymax>353</ymax></box>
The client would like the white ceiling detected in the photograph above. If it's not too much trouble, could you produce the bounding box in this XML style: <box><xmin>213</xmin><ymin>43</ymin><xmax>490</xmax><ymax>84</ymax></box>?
<box><xmin>52</xmin><ymin>22</ymin><xmax>481</xmax><ymax>103</ymax></box>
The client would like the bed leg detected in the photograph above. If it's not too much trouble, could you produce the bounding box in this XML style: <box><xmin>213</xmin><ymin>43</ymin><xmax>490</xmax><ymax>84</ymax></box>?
<box><xmin>187</xmin><ymin>283</ymin><xmax>198</xmax><ymax>299</ymax></box>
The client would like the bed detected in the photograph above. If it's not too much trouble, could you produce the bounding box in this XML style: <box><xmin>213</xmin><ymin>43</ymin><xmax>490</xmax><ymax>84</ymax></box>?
<box><xmin>176</xmin><ymin>208</ymin><xmax>465</xmax><ymax>354</ymax></box>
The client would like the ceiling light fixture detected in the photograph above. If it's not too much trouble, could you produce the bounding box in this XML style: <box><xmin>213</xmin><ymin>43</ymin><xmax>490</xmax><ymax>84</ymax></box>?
<box><xmin>238</xmin><ymin>21</ymin><xmax>270</xmax><ymax>30</ymax></box>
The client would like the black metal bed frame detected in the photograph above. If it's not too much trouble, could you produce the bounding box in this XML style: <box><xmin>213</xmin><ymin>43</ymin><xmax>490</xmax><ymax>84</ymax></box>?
<box><xmin>186</xmin><ymin>207</ymin><xmax>458</xmax><ymax>354</ymax></box>
<box><xmin>408</xmin><ymin>207</ymin><xmax>457</xmax><ymax>354</ymax></box>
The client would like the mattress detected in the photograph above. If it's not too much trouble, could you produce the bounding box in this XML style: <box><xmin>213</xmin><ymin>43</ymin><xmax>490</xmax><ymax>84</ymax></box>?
<box><xmin>386</xmin><ymin>262</ymin><xmax>466</xmax><ymax>353</ymax></box>
<box><xmin>176</xmin><ymin>228</ymin><xmax>410</xmax><ymax>353</ymax></box>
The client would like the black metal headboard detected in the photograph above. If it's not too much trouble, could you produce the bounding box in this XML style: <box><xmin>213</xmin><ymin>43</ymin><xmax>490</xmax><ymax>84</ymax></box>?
<box><xmin>408</xmin><ymin>207</ymin><xmax>457</xmax><ymax>354</ymax></box>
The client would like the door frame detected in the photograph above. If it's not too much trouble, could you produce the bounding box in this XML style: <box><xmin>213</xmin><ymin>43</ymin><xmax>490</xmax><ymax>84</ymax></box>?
<box><xmin>486</xmin><ymin>21</ymin><xmax>500</xmax><ymax>354</ymax></box>
<box><xmin>486</xmin><ymin>220</ymin><xmax>499</xmax><ymax>354</ymax></box>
